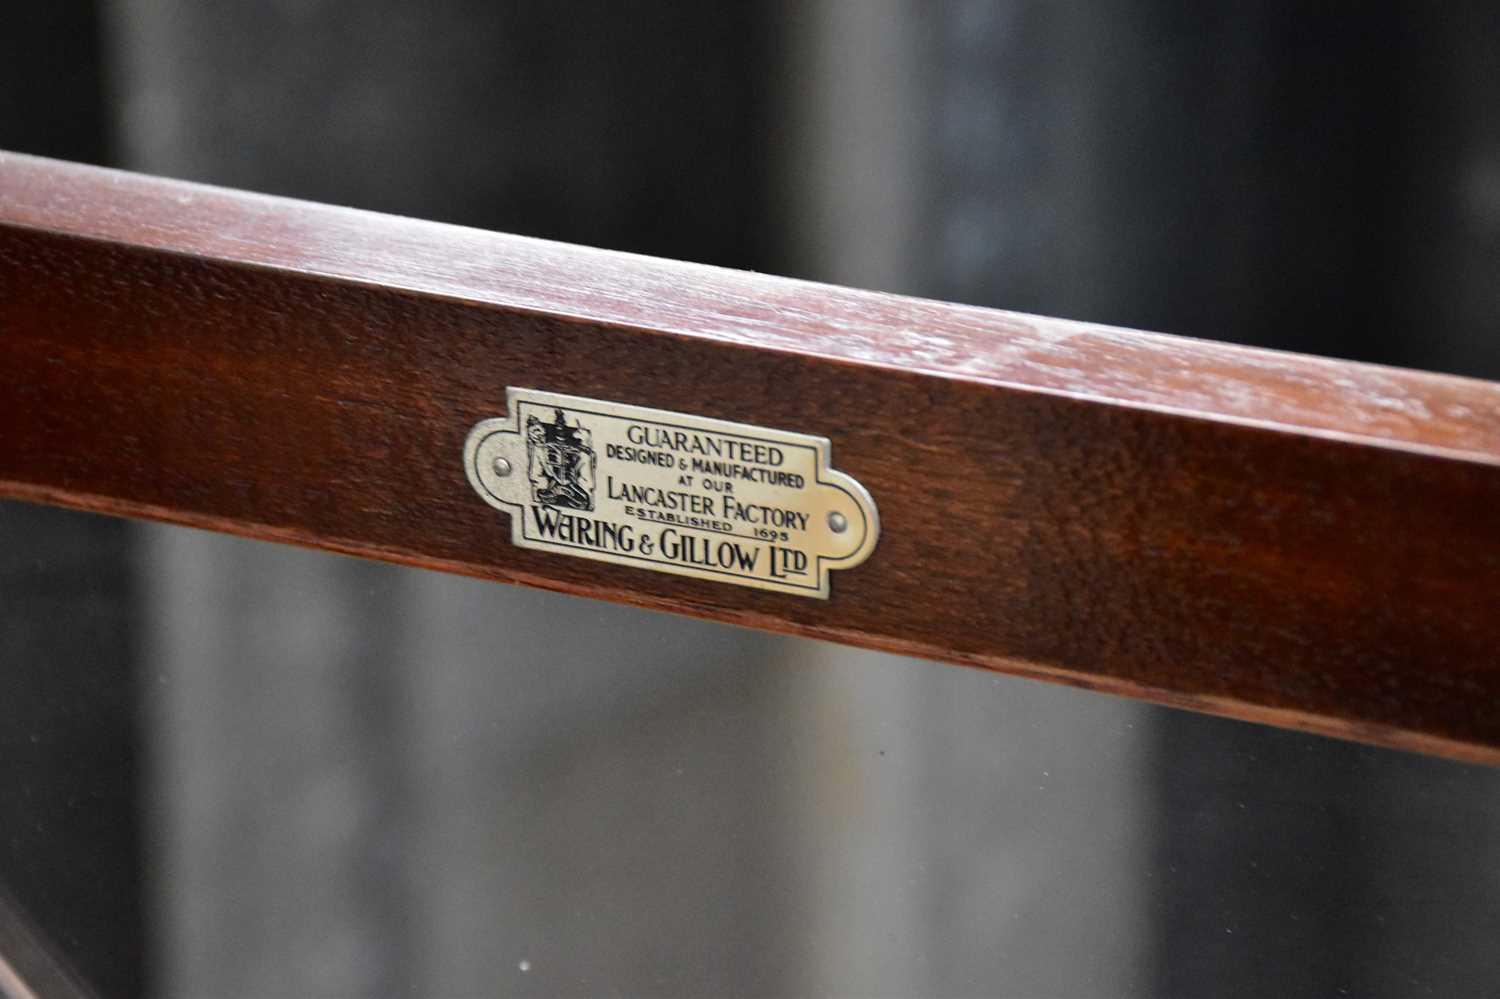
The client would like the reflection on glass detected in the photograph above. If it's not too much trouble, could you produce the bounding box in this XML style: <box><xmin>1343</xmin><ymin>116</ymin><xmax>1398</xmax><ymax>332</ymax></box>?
<box><xmin>136</xmin><ymin>509</ymin><xmax>1150</xmax><ymax>996</ymax></box>
<box><xmin>3</xmin><ymin>500</ymin><xmax>1500</xmax><ymax>997</ymax></box>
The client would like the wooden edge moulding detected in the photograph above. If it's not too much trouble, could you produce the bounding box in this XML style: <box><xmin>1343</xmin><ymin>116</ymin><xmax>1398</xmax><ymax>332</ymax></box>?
<box><xmin>3</xmin><ymin>151</ymin><xmax>1499</xmax><ymax>765</ymax></box>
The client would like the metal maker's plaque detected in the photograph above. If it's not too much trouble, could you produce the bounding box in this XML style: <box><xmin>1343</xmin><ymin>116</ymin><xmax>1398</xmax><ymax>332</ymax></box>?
<box><xmin>464</xmin><ymin>389</ymin><xmax>879</xmax><ymax>598</ymax></box>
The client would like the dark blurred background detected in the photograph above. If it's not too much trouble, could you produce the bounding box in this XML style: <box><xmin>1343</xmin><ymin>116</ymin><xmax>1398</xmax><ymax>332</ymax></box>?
<box><xmin>3</xmin><ymin>3</ymin><xmax>1500</xmax><ymax>997</ymax></box>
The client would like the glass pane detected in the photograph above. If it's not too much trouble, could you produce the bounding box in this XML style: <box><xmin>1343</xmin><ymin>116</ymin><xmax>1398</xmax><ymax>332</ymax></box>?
<box><xmin>7</xmin><ymin>4</ymin><xmax>1500</xmax><ymax>995</ymax></box>
<box><xmin>3</xmin><ymin>499</ymin><xmax>1499</xmax><ymax>998</ymax></box>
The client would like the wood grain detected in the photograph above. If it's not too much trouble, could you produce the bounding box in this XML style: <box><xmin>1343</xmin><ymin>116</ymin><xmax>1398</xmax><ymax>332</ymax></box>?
<box><xmin>3</xmin><ymin>151</ymin><xmax>1499</xmax><ymax>764</ymax></box>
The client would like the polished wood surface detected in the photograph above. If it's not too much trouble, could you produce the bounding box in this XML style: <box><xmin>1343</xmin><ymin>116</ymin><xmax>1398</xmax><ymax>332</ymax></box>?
<box><xmin>3</xmin><ymin>151</ymin><xmax>1499</xmax><ymax>764</ymax></box>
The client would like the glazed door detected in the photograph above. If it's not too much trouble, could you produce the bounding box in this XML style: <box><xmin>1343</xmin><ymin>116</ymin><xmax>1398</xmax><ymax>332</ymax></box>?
<box><xmin>4</xmin><ymin>6</ymin><xmax>1500</xmax><ymax>998</ymax></box>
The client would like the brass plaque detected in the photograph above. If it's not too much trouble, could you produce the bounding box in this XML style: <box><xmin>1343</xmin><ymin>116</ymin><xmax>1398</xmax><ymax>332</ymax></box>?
<box><xmin>463</xmin><ymin>388</ymin><xmax>879</xmax><ymax>597</ymax></box>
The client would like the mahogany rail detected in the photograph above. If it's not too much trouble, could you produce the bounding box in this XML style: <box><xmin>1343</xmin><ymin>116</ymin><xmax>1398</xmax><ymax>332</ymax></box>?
<box><xmin>3</xmin><ymin>152</ymin><xmax>1499</xmax><ymax>764</ymax></box>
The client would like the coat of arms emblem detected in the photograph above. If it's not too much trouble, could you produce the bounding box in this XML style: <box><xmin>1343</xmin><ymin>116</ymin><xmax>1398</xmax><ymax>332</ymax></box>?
<box><xmin>526</xmin><ymin>407</ymin><xmax>596</xmax><ymax>511</ymax></box>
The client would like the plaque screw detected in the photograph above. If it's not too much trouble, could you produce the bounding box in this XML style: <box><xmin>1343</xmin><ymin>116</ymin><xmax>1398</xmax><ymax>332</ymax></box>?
<box><xmin>492</xmin><ymin>456</ymin><xmax>513</xmax><ymax>478</ymax></box>
<box><xmin>828</xmin><ymin>511</ymin><xmax>848</xmax><ymax>533</ymax></box>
